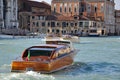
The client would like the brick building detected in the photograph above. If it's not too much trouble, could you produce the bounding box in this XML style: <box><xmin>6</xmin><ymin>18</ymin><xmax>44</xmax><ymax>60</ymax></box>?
<box><xmin>86</xmin><ymin>0</ymin><xmax>115</xmax><ymax>35</ymax></box>
<box><xmin>18</xmin><ymin>0</ymin><xmax>51</xmax><ymax>34</ymax></box>
<box><xmin>51</xmin><ymin>0</ymin><xmax>109</xmax><ymax>36</ymax></box>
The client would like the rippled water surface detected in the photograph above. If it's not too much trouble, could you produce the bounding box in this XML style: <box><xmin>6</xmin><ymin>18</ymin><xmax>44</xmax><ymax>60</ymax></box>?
<box><xmin>0</xmin><ymin>37</ymin><xmax>120</xmax><ymax>80</ymax></box>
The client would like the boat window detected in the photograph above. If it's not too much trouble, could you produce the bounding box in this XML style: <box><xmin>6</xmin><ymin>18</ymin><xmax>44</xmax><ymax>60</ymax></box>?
<box><xmin>58</xmin><ymin>47</ymin><xmax>68</xmax><ymax>57</ymax></box>
<box><xmin>58</xmin><ymin>49</ymin><xmax>65</xmax><ymax>55</ymax></box>
<box><xmin>57</xmin><ymin>41</ymin><xmax>70</xmax><ymax>44</ymax></box>
<box><xmin>46</xmin><ymin>41</ymin><xmax>70</xmax><ymax>45</ymax></box>
<box><xmin>28</xmin><ymin>48</ymin><xmax>54</xmax><ymax>57</ymax></box>
<box><xmin>29</xmin><ymin>50</ymin><xmax>52</xmax><ymax>57</ymax></box>
<box><xmin>52</xmin><ymin>52</ymin><xmax>58</xmax><ymax>59</ymax></box>
<box><xmin>66</xmin><ymin>47</ymin><xmax>71</xmax><ymax>53</ymax></box>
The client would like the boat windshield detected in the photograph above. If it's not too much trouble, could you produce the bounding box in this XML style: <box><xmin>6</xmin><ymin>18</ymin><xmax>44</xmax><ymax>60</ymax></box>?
<box><xmin>57</xmin><ymin>41</ymin><xmax>70</xmax><ymax>45</ymax></box>
<box><xmin>29</xmin><ymin>48</ymin><xmax>54</xmax><ymax>57</ymax></box>
<box><xmin>46</xmin><ymin>41</ymin><xmax>70</xmax><ymax>45</ymax></box>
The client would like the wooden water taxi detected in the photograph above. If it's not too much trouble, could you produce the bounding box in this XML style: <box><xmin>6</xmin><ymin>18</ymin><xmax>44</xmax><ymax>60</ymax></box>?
<box><xmin>11</xmin><ymin>42</ymin><xmax>77</xmax><ymax>73</ymax></box>
<box><xmin>45</xmin><ymin>33</ymin><xmax>80</xmax><ymax>43</ymax></box>
<box><xmin>62</xmin><ymin>35</ymin><xmax>80</xmax><ymax>43</ymax></box>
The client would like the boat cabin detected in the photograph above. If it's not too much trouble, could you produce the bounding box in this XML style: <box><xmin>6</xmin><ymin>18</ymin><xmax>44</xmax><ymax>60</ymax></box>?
<box><xmin>46</xmin><ymin>40</ymin><xmax>73</xmax><ymax>50</ymax></box>
<box><xmin>22</xmin><ymin>44</ymin><xmax>71</xmax><ymax>61</ymax></box>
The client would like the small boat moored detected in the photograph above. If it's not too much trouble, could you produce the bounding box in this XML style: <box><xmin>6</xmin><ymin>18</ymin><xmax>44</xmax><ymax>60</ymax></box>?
<box><xmin>11</xmin><ymin>41</ymin><xmax>77</xmax><ymax>73</ymax></box>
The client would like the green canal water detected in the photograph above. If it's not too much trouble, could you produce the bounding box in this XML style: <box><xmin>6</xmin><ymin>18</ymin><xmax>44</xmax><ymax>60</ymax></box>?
<box><xmin>0</xmin><ymin>37</ymin><xmax>120</xmax><ymax>80</ymax></box>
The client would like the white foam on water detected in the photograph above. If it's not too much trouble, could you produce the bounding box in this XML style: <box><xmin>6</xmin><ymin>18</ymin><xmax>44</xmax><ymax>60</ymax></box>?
<box><xmin>0</xmin><ymin>64</ymin><xmax>11</xmax><ymax>73</ymax></box>
<box><xmin>0</xmin><ymin>71</ymin><xmax>55</xmax><ymax>80</ymax></box>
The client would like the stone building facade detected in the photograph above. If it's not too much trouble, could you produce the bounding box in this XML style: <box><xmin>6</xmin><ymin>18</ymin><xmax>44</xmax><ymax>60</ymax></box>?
<box><xmin>18</xmin><ymin>0</ymin><xmax>51</xmax><ymax>34</ymax></box>
<box><xmin>1</xmin><ymin>0</ymin><xmax>115</xmax><ymax>36</ymax></box>
<box><xmin>29</xmin><ymin>2</ymin><xmax>51</xmax><ymax>34</ymax></box>
<box><xmin>0</xmin><ymin>0</ymin><xmax>18</xmax><ymax>29</ymax></box>
<box><xmin>115</xmin><ymin>10</ymin><xmax>120</xmax><ymax>35</ymax></box>
<box><xmin>0</xmin><ymin>0</ymin><xmax>4</xmax><ymax>31</ymax></box>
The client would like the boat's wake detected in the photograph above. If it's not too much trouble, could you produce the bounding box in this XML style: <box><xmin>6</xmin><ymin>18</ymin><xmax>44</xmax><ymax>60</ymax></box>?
<box><xmin>0</xmin><ymin>62</ymin><xmax>120</xmax><ymax>79</ymax></box>
<box><xmin>0</xmin><ymin>71</ymin><xmax>55</xmax><ymax>80</ymax></box>
<box><xmin>52</xmin><ymin>62</ymin><xmax>120</xmax><ymax>76</ymax></box>
<box><xmin>0</xmin><ymin>64</ymin><xmax>11</xmax><ymax>73</ymax></box>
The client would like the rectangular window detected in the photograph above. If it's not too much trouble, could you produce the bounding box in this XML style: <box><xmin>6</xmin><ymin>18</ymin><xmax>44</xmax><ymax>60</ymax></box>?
<box><xmin>42</xmin><ymin>22</ymin><xmax>45</xmax><ymax>27</ymax></box>
<box><xmin>36</xmin><ymin>22</ymin><xmax>39</xmax><ymax>27</ymax></box>
<box><xmin>33</xmin><ymin>22</ymin><xmax>35</xmax><ymax>26</ymax></box>
<box><xmin>84</xmin><ymin>22</ymin><xmax>89</xmax><ymax>27</ymax></box>
<box><xmin>64</xmin><ymin>7</ymin><xmax>67</xmax><ymax>13</ymax></box>
<box><xmin>51</xmin><ymin>22</ymin><xmax>55</xmax><ymax>27</ymax></box>
<box><xmin>70</xmin><ymin>23</ymin><xmax>74</xmax><ymax>27</ymax></box>
<box><xmin>90</xmin><ymin>30</ymin><xmax>97</xmax><ymax>33</ymax></box>
<box><xmin>79</xmin><ymin>22</ymin><xmax>83</xmax><ymax>27</ymax></box>
<box><xmin>74</xmin><ymin>8</ymin><xmax>77</xmax><ymax>13</ymax></box>
<box><xmin>54</xmin><ymin>7</ymin><xmax>56</xmax><ymax>13</ymax></box>
<box><xmin>75</xmin><ymin>23</ymin><xmax>77</xmax><ymax>26</ymax></box>
<box><xmin>69</xmin><ymin>7</ymin><xmax>71</xmax><ymax>12</ymax></box>
<box><xmin>32</xmin><ymin>16</ymin><xmax>35</xmax><ymax>19</ymax></box>
<box><xmin>62</xmin><ymin>22</ymin><xmax>66</xmax><ymax>27</ymax></box>
<box><xmin>29</xmin><ymin>49</ymin><xmax>53</xmax><ymax>57</ymax></box>
<box><xmin>60</xmin><ymin>7</ymin><xmax>62</xmax><ymax>13</ymax></box>
<box><xmin>39</xmin><ymin>16</ymin><xmax>40</xmax><ymax>20</ymax></box>
<box><xmin>48</xmin><ymin>22</ymin><xmax>50</xmax><ymax>27</ymax></box>
<box><xmin>101</xmin><ymin>3</ymin><xmax>104</xmax><ymax>12</ymax></box>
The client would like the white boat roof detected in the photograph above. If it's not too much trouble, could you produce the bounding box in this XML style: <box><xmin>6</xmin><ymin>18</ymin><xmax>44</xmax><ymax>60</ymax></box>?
<box><xmin>29</xmin><ymin>48</ymin><xmax>55</xmax><ymax>51</ymax></box>
<box><xmin>46</xmin><ymin>39</ymin><xmax>71</xmax><ymax>42</ymax></box>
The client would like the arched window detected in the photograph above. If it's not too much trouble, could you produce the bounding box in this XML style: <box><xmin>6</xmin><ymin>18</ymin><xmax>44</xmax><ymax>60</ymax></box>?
<box><xmin>87</xmin><ymin>4</ymin><xmax>91</xmax><ymax>12</ymax></box>
<box><xmin>94</xmin><ymin>3</ymin><xmax>97</xmax><ymax>12</ymax></box>
<box><xmin>54</xmin><ymin>4</ymin><xmax>56</xmax><ymax>13</ymax></box>
<box><xmin>74</xmin><ymin>4</ymin><xmax>77</xmax><ymax>13</ymax></box>
<box><xmin>56</xmin><ymin>29</ymin><xmax>60</xmax><ymax>33</ymax></box>
<box><xmin>54</xmin><ymin>7</ymin><xmax>56</xmax><ymax>13</ymax></box>
<box><xmin>64</xmin><ymin>7</ymin><xmax>67</xmax><ymax>13</ymax></box>
<box><xmin>60</xmin><ymin>3</ymin><xmax>62</xmax><ymax>13</ymax></box>
<box><xmin>36</xmin><ymin>22</ymin><xmax>39</xmax><ymax>27</ymax></box>
<box><xmin>69</xmin><ymin>4</ymin><xmax>71</xmax><ymax>12</ymax></box>
<box><xmin>48</xmin><ymin>29</ymin><xmax>50</xmax><ymax>33</ymax></box>
<box><xmin>101</xmin><ymin>3</ymin><xmax>104</xmax><ymax>12</ymax></box>
<box><xmin>48</xmin><ymin>22</ymin><xmax>50</xmax><ymax>27</ymax></box>
<box><xmin>62</xmin><ymin>22</ymin><xmax>66</xmax><ymax>27</ymax></box>
<box><xmin>64</xmin><ymin>3</ymin><xmax>67</xmax><ymax>13</ymax></box>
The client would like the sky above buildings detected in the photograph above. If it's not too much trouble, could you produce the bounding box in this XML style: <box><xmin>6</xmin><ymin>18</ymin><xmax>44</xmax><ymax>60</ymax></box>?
<box><xmin>32</xmin><ymin>0</ymin><xmax>120</xmax><ymax>10</ymax></box>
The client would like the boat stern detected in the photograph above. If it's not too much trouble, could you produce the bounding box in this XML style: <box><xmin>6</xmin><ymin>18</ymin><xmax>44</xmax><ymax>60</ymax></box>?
<box><xmin>11</xmin><ymin>61</ymin><xmax>51</xmax><ymax>72</ymax></box>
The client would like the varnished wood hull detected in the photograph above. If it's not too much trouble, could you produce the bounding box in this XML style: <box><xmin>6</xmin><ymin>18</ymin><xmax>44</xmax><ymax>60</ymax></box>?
<box><xmin>11</xmin><ymin>51</ymin><xmax>76</xmax><ymax>73</ymax></box>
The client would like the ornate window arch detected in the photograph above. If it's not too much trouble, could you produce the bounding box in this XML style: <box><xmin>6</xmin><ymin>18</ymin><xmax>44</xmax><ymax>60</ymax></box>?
<box><xmin>69</xmin><ymin>3</ymin><xmax>71</xmax><ymax>12</ymax></box>
<box><xmin>74</xmin><ymin>4</ymin><xmax>77</xmax><ymax>13</ymax></box>
<box><xmin>54</xmin><ymin>4</ymin><xmax>56</xmax><ymax>13</ymax></box>
<box><xmin>60</xmin><ymin>3</ymin><xmax>63</xmax><ymax>13</ymax></box>
<box><xmin>64</xmin><ymin>3</ymin><xmax>67</xmax><ymax>13</ymax></box>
